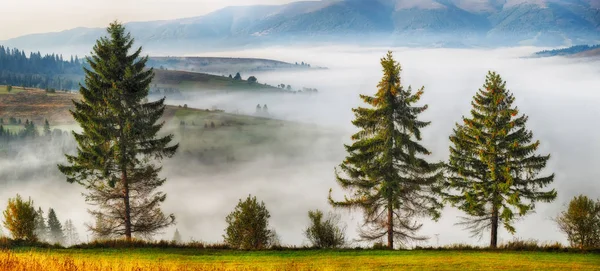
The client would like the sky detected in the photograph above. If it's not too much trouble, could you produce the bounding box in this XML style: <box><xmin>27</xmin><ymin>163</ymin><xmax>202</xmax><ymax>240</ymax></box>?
<box><xmin>0</xmin><ymin>0</ymin><xmax>299</xmax><ymax>40</ymax></box>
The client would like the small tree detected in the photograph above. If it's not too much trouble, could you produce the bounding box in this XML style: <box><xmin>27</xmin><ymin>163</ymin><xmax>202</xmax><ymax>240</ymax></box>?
<box><xmin>44</xmin><ymin>119</ymin><xmax>51</xmax><ymax>137</ymax></box>
<box><xmin>304</xmin><ymin>210</ymin><xmax>346</xmax><ymax>248</ymax></box>
<box><xmin>34</xmin><ymin>207</ymin><xmax>48</xmax><ymax>242</ymax></box>
<box><xmin>173</xmin><ymin>228</ymin><xmax>182</xmax><ymax>244</ymax></box>
<box><xmin>234</xmin><ymin>72</ymin><xmax>242</xmax><ymax>80</ymax></box>
<box><xmin>224</xmin><ymin>195</ymin><xmax>274</xmax><ymax>249</ymax></box>
<box><xmin>47</xmin><ymin>208</ymin><xmax>65</xmax><ymax>244</ymax></box>
<box><xmin>6</xmin><ymin>85</ymin><xmax>12</xmax><ymax>92</ymax></box>
<box><xmin>286</xmin><ymin>85</ymin><xmax>292</xmax><ymax>91</ymax></box>
<box><xmin>556</xmin><ymin>195</ymin><xmax>600</xmax><ymax>249</ymax></box>
<box><xmin>2</xmin><ymin>194</ymin><xmax>37</xmax><ymax>241</ymax></box>
<box><xmin>63</xmin><ymin>219</ymin><xmax>80</xmax><ymax>246</ymax></box>
<box><xmin>248</xmin><ymin>76</ymin><xmax>258</xmax><ymax>84</ymax></box>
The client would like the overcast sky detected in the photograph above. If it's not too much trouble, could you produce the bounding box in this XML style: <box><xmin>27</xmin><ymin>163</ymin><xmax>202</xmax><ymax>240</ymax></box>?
<box><xmin>0</xmin><ymin>0</ymin><xmax>300</xmax><ymax>40</ymax></box>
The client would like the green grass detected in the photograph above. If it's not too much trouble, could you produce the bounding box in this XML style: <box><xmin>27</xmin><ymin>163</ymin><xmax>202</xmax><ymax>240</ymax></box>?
<box><xmin>153</xmin><ymin>69</ymin><xmax>283</xmax><ymax>93</ymax></box>
<box><xmin>6</xmin><ymin>249</ymin><xmax>600</xmax><ymax>271</ymax></box>
<box><xmin>0</xmin><ymin>85</ymin><xmax>25</xmax><ymax>94</ymax></box>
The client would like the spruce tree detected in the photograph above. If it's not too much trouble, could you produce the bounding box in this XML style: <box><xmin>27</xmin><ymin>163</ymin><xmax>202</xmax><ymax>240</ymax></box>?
<box><xmin>58</xmin><ymin>22</ymin><xmax>178</xmax><ymax>241</ymax></box>
<box><xmin>443</xmin><ymin>71</ymin><xmax>556</xmax><ymax>248</ymax></box>
<box><xmin>329</xmin><ymin>51</ymin><xmax>443</xmax><ymax>249</ymax></box>
<box><xmin>44</xmin><ymin>119</ymin><xmax>51</xmax><ymax>137</ymax></box>
<box><xmin>173</xmin><ymin>228</ymin><xmax>182</xmax><ymax>244</ymax></box>
<box><xmin>47</xmin><ymin>208</ymin><xmax>64</xmax><ymax>244</ymax></box>
<box><xmin>34</xmin><ymin>207</ymin><xmax>48</xmax><ymax>242</ymax></box>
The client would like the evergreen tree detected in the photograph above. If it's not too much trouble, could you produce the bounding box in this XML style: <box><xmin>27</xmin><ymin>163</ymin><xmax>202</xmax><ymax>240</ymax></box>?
<box><xmin>233</xmin><ymin>72</ymin><xmax>241</xmax><ymax>80</ymax></box>
<box><xmin>328</xmin><ymin>51</ymin><xmax>443</xmax><ymax>249</ymax></box>
<box><xmin>44</xmin><ymin>119</ymin><xmax>51</xmax><ymax>137</ymax></box>
<box><xmin>47</xmin><ymin>208</ymin><xmax>64</xmax><ymax>244</ymax></box>
<box><xmin>34</xmin><ymin>207</ymin><xmax>48</xmax><ymax>242</ymax></box>
<box><xmin>172</xmin><ymin>228</ymin><xmax>182</xmax><ymax>244</ymax></box>
<box><xmin>443</xmin><ymin>71</ymin><xmax>556</xmax><ymax>248</ymax></box>
<box><xmin>58</xmin><ymin>22</ymin><xmax>178</xmax><ymax>241</ymax></box>
<box><xmin>63</xmin><ymin>219</ymin><xmax>80</xmax><ymax>246</ymax></box>
<box><xmin>224</xmin><ymin>195</ymin><xmax>274</xmax><ymax>250</ymax></box>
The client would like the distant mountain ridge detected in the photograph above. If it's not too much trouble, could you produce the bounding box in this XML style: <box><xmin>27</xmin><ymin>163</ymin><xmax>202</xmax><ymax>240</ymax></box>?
<box><xmin>3</xmin><ymin>0</ymin><xmax>600</xmax><ymax>54</ymax></box>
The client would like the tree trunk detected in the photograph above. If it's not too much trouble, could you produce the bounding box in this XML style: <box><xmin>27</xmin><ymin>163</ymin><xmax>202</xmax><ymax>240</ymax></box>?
<box><xmin>490</xmin><ymin>204</ymin><xmax>498</xmax><ymax>248</ymax></box>
<box><xmin>387</xmin><ymin>204</ymin><xmax>394</xmax><ymax>249</ymax></box>
<box><xmin>122</xmin><ymin>170</ymin><xmax>132</xmax><ymax>241</ymax></box>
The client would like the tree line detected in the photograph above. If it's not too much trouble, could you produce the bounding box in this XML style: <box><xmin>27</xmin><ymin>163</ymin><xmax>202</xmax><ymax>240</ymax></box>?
<box><xmin>0</xmin><ymin>46</ymin><xmax>83</xmax><ymax>91</ymax></box>
<box><xmin>0</xmin><ymin>23</ymin><xmax>596</xmax><ymax>250</ymax></box>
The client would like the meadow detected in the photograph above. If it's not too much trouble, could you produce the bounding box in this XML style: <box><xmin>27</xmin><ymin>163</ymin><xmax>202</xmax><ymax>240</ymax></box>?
<box><xmin>1</xmin><ymin>249</ymin><xmax>598</xmax><ymax>271</ymax></box>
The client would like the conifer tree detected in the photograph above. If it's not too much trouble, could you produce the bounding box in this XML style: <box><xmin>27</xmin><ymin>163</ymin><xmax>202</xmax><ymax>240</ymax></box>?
<box><xmin>329</xmin><ymin>51</ymin><xmax>443</xmax><ymax>249</ymax></box>
<box><xmin>173</xmin><ymin>228</ymin><xmax>182</xmax><ymax>244</ymax></box>
<box><xmin>443</xmin><ymin>71</ymin><xmax>556</xmax><ymax>248</ymax></box>
<box><xmin>34</xmin><ymin>207</ymin><xmax>48</xmax><ymax>242</ymax></box>
<box><xmin>44</xmin><ymin>119</ymin><xmax>51</xmax><ymax>137</ymax></box>
<box><xmin>47</xmin><ymin>208</ymin><xmax>64</xmax><ymax>244</ymax></box>
<box><xmin>63</xmin><ymin>219</ymin><xmax>80</xmax><ymax>247</ymax></box>
<box><xmin>58</xmin><ymin>22</ymin><xmax>178</xmax><ymax>241</ymax></box>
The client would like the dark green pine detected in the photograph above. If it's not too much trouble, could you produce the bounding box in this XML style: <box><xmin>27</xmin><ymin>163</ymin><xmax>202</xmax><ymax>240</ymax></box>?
<box><xmin>329</xmin><ymin>51</ymin><xmax>443</xmax><ymax>249</ymax></box>
<box><xmin>444</xmin><ymin>71</ymin><xmax>556</xmax><ymax>248</ymax></box>
<box><xmin>58</xmin><ymin>22</ymin><xmax>178</xmax><ymax>240</ymax></box>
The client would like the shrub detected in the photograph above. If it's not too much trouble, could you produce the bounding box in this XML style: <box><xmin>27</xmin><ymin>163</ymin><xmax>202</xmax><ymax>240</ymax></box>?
<box><xmin>304</xmin><ymin>210</ymin><xmax>346</xmax><ymax>248</ymax></box>
<box><xmin>223</xmin><ymin>195</ymin><xmax>274</xmax><ymax>250</ymax></box>
<box><xmin>556</xmin><ymin>195</ymin><xmax>600</xmax><ymax>248</ymax></box>
<box><xmin>2</xmin><ymin>194</ymin><xmax>37</xmax><ymax>241</ymax></box>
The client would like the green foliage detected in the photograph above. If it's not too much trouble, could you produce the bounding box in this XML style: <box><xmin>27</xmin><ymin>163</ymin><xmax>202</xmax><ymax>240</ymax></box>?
<box><xmin>6</xmin><ymin>85</ymin><xmax>12</xmax><ymax>92</ymax></box>
<box><xmin>304</xmin><ymin>210</ymin><xmax>346</xmax><ymax>248</ymax></box>
<box><xmin>444</xmin><ymin>71</ymin><xmax>556</xmax><ymax>248</ymax></box>
<box><xmin>47</xmin><ymin>208</ymin><xmax>64</xmax><ymax>244</ymax></box>
<box><xmin>224</xmin><ymin>195</ymin><xmax>274</xmax><ymax>250</ymax></box>
<box><xmin>556</xmin><ymin>195</ymin><xmax>600</xmax><ymax>248</ymax></box>
<box><xmin>329</xmin><ymin>51</ymin><xmax>443</xmax><ymax>249</ymax></box>
<box><xmin>2</xmin><ymin>194</ymin><xmax>37</xmax><ymax>241</ymax></box>
<box><xmin>233</xmin><ymin>72</ymin><xmax>242</xmax><ymax>80</ymax></box>
<box><xmin>247</xmin><ymin>76</ymin><xmax>258</xmax><ymax>84</ymax></box>
<box><xmin>58</xmin><ymin>22</ymin><xmax>178</xmax><ymax>240</ymax></box>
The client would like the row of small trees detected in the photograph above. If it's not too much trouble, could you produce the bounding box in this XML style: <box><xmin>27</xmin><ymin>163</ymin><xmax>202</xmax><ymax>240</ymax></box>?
<box><xmin>1</xmin><ymin>194</ymin><xmax>79</xmax><ymax>246</ymax></box>
<box><xmin>219</xmin><ymin>195</ymin><xmax>345</xmax><ymax>249</ymax></box>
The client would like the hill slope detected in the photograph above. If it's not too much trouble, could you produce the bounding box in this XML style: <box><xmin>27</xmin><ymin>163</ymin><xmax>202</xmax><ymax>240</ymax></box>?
<box><xmin>3</xmin><ymin>0</ymin><xmax>600</xmax><ymax>52</ymax></box>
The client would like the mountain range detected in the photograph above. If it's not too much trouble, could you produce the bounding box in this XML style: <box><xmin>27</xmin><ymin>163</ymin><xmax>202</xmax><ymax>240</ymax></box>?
<box><xmin>2</xmin><ymin>0</ymin><xmax>599</xmax><ymax>54</ymax></box>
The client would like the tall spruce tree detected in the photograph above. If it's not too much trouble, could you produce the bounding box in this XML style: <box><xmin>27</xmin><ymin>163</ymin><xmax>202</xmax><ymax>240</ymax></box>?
<box><xmin>63</xmin><ymin>219</ymin><xmax>80</xmax><ymax>247</ymax></box>
<box><xmin>47</xmin><ymin>208</ymin><xmax>65</xmax><ymax>244</ymax></box>
<box><xmin>328</xmin><ymin>51</ymin><xmax>443</xmax><ymax>249</ymax></box>
<box><xmin>443</xmin><ymin>71</ymin><xmax>556</xmax><ymax>248</ymax></box>
<box><xmin>58</xmin><ymin>22</ymin><xmax>178</xmax><ymax>241</ymax></box>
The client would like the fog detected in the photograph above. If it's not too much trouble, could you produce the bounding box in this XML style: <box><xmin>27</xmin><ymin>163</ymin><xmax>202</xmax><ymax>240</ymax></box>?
<box><xmin>2</xmin><ymin>46</ymin><xmax>600</xmax><ymax>247</ymax></box>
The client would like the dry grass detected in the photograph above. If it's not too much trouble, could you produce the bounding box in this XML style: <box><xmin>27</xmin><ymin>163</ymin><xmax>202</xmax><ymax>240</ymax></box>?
<box><xmin>1</xmin><ymin>249</ymin><xmax>598</xmax><ymax>271</ymax></box>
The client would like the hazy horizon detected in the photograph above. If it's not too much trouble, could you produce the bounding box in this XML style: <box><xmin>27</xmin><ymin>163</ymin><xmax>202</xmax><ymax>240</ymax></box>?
<box><xmin>0</xmin><ymin>0</ymin><xmax>299</xmax><ymax>40</ymax></box>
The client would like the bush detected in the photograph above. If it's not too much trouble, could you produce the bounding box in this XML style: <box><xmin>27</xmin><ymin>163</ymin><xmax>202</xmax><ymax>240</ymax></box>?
<box><xmin>304</xmin><ymin>210</ymin><xmax>345</xmax><ymax>248</ymax></box>
<box><xmin>6</xmin><ymin>85</ymin><xmax>12</xmax><ymax>92</ymax></box>
<box><xmin>556</xmin><ymin>195</ymin><xmax>600</xmax><ymax>248</ymax></box>
<box><xmin>224</xmin><ymin>195</ymin><xmax>274</xmax><ymax>250</ymax></box>
<box><xmin>2</xmin><ymin>194</ymin><xmax>37</xmax><ymax>241</ymax></box>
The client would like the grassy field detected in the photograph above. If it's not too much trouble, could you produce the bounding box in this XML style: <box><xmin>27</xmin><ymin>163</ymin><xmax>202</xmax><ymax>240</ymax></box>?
<box><xmin>1</xmin><ymin>249</ymin><xmax>598</xmax><ymax>271</ymax></box>
<box><xmin>0</xmin><ymin>85</ymin><xmax>25</xmax><ymax>95</ymax></box>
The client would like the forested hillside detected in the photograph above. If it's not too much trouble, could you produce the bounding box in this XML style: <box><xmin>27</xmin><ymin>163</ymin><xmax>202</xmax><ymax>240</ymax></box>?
<box><xmin>0</xmin><ymin>46</ymin><xmax>83</xmax><ymax>90</ymax></box>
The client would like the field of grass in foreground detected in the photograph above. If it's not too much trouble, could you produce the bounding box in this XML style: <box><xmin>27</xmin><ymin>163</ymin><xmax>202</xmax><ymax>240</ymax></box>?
<box><xmin>1</xmin><ymin>249</ymin><xmax>599</xmax><ymax>271</ymax></box>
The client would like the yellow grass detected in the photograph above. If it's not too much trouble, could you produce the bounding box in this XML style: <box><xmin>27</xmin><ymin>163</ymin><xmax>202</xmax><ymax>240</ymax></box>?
<box><xmin>1</xmin><ymin>249</ymin><xmax>599</xmax><ymax>271</ymax></box>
